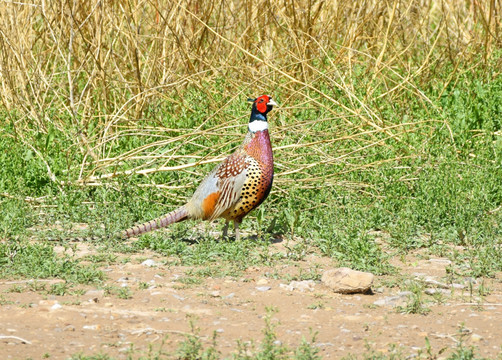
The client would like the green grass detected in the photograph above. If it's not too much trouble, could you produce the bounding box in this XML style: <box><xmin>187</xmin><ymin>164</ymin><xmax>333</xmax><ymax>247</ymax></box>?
<box><xmin>0</xmin><ymin>240</ymin><xmax>103</xmax><ymax>284</ymax></box>
<box><xmin>2</xmin><ymin>63</ymin><xmax>502</xmax><ymax>279</ymax></box>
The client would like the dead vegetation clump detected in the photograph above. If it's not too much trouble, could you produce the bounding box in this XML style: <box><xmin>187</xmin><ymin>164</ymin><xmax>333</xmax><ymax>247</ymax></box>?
<box><xmin>0</xmin><ymin>0</ymin><xmax>500</xmax><ymax>188</ymax></box>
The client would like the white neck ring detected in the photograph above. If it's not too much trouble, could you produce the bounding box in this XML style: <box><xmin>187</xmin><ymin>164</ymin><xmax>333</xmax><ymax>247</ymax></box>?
<box><xmin>248</xmin><ymin>120</ymin><xmax>268</xmax><ymax>132</ymax></box>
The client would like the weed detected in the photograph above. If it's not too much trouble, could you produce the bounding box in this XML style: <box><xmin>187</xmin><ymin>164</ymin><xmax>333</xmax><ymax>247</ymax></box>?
<box><xmin>6</xmin><ymin>284</ymin><xmax>24</xmax><ymax>293</ymax></box>
<box><xmin>27</xmin><ymin>281</ymin><xmax>46</xmax><ymax>292</ymax></box>
<box><xmin>253</xmin><ymin>306</ymin><xmax>289</xmax><ymax>359</ymax></box>
<box><xmin>48</xmin><ymin>283</ymin><xmax>70</xmax><ymax>296</ymax></box>
<box><xmin>307</xmin><ymin>302</ymin><xmax>325</xmax><ymax>310</ymax></box>
<box><xmin>398</xmin><ymin>281</ymin><xmax>431</xmax><ymax>315</ymax></box>
<box><xmin>138</xmin><ymin>282</ymin><xmax>150</xmax><ymax>290</ymax></box>
<box><xmin>0</xmin><ymin>241</ymin><xmax>104</xmax><ymax>284</ymax></box>
<box><xmin>176</xmin><ymin>317</ymin><xmax>220</xmax><ymax>360</ymax></box>
<box><xmin>116</xmin><ymin>287</ymin><xmax>132</xmax><ymax>300</ymax></box>
<box><xmin>0</xmin><ymin>295</ymin><xmax>14</xmax><ymax>305</ymax></box>
<box><xmin>294</xmin><ymin>333</ymin><xmax>321</xmax><ymax>360</ymax></box>
<box><xmin>69</xmin><ymin>354</ymin><xmax>113</xmax><ymax>360</ymax></box>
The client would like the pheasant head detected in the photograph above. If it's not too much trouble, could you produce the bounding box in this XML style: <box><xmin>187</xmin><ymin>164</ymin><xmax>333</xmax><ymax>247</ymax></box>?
<box><xmin>248</xmin><ymin>95</ymin><xmax>277</xmax><ymax>133</ymax></box>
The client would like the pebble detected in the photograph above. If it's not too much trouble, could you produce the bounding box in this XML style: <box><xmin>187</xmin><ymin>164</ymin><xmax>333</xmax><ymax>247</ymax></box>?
<box><xmin>425</xmin><ymin>288</ymin><xmax>450</xmax><ymax>295</ymax></box>
<box><xmin>373</xmin><ymin>291</ymin><xmax>412</xmax><ymax>307</ymax></box>
<box><xmin>51</xmin><ymin>303</ymin><xmax>62</xmax><ymax>310</ymax></box>
<box><xmin>428</xmin><ymin>258</ymin><xmax>452</xmax><ymax>265</ymax></box>
<box><xmin>83</xmin><ymin>325</ymin><xmax>100</xmax><ymax>331</ymax></box>
<box><xmin>423</xmin><ymin>278</ymin><xmax>449</xmax><ymax>289</ymax></box>
<box><xmin>255</xmin><ymin>286</ymin><xmax>271</xmax><ymax>292</ymax></box>
<box><xmin>471</xmin><ymin>334</ymin><xmax>484</xmax><ymax>342</ymax></box>
<box><xmin>172</xmin><ymin>294</ymin><xmax>185</xmax><ymax>301</ymax></box>
<box><xmin>315</xmin><ymin>342</ymin><xmax>335</xmax><ymax>348</ymax></box>
<box><xmin>223</xmin><ymin>293</ymin><xmax>235</xmax><ymax>299</ymax></box>
<box><xmin>141</xmin><ymin>259</ymin><xmax>157</xmax><ymax>267</ymax></box>
<box><xmin>256</xmin><ymin>279</ymin><xmax>269</xmax><ymax>285</ymax></box>
<box><xmin>279</xmin><ymin>280</ymin><xmax>315</xmax><ymax>292</ymax></box>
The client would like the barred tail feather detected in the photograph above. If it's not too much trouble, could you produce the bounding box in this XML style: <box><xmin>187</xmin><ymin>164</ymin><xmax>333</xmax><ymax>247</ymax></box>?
<box><xmin>121</xmin><ymin>206</ymin><xmax>189</xmax><ymax>238</ymax></box>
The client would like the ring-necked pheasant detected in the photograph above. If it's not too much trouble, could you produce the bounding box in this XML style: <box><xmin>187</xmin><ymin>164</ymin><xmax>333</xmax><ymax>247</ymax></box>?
<box><xmin>122</xmin><ymin>95</ymin><xmax>277</xmax><ymax>241</ymax></box>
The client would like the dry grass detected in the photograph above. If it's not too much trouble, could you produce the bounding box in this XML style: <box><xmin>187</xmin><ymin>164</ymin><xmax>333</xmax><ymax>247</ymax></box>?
<box><xmin>0</xmin><ymin>0</ymin><xmax>500</xmax><ymax>188</ymax></box>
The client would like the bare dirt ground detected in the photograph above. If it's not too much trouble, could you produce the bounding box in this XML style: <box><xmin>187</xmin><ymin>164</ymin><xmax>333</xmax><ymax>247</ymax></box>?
<box><xmin>1</xmin><ymin>239</ymin><xmax>502</xmax><ymax>360</ymax></box>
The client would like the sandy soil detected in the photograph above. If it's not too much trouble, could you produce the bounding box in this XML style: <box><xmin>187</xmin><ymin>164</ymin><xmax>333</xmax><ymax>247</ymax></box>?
<box><xmin>1</xmin><ymin>240</ymin><xmax>501</xmax><ymax>359</ymax></box>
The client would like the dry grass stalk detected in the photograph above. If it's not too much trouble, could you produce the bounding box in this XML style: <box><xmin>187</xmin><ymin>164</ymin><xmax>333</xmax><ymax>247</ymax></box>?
<box><xmin>0</xmin><ymin>0</ymin><xmax>499</xmax><ymax>191</ymax></box>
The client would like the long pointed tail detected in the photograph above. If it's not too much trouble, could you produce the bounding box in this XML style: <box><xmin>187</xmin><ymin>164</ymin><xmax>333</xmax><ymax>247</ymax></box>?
<box><xmin>121</xmin><ymin>206</ymin><xmax>189</xmax><ymax>238</ymax></box>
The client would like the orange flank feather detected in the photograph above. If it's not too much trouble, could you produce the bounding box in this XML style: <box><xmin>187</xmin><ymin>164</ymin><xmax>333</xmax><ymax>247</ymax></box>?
<box><xmin>202</xmin><ymin>192</ymin><xmax>221</xmax><ymax>219</ymax></box>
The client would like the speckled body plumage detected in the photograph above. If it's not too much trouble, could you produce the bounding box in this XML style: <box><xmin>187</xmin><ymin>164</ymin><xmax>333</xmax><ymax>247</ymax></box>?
<box><xmin>122</xmin><ymin>95</ymin><xmax>277</xmax><ymax>240</ymax></box>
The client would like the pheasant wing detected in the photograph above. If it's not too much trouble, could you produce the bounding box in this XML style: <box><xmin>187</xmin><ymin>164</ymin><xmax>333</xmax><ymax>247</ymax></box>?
<box><xmin>188</xmin><ymin>151</ymin><xmax>249</xmax><ymax>220</ymax></box>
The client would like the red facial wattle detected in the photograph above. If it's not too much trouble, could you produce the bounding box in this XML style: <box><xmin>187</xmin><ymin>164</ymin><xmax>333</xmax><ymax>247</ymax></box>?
<box><xmin>255</xmin><ymin>95</ymin><xmax>269</xmax><ymax>113</ymax></box>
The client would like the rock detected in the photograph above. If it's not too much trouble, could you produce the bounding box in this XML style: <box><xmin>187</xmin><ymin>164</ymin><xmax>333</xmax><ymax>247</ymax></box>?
<box><xmin>255</xmin><ymin>286</ymin><xmax>271</xmax><ymax>292</ymax></box>
<box><xmin>424</xmin><ymin>288</ymin><xmax>450</xmax><ymax>295</ymax></box>
<box><xmin>373</xmin><ymin>291</ymin><xmax>412</xmax><ymax>307</ymax></box>
<box><xmin>279</xmin><ymin>280</ymin><xmax>315</xmax><ymax>292</ymax></box>
<box><xmin>83</xmin><ymin>325</ymin><xmax>100</xmax><ymax>331</ymax></box>
<box><xmin>51</xmin><ymin>303</ymin><xmax>62</xmax><ymax>310</ymax></box>
<box><xmin>423</xmin><ymin>278</ymin><xmax>449</xmax><ymax>289</ymax></box>
<box><xmin>321</xmin><ymin>268</ymin><xmax>374</xmax><ymax>294</ymax></box>
<box><xmin>470</xmin><ymin>334</ymin><xmax>483</xmax><ymax>342</ymax></box>
<box><xmin>256</xmin><ymin>278</ymin><xmax>269</xmax><ymax>285</ymax></box>
<box><xmin>428</xmin><ymin>258</ymin><xmax>452</xmax><ymax>265</ymax></box>
<box><xmin>141</xmin><ymin>259</ymin><xmax>157</xmax><ymax>267</ymax></box>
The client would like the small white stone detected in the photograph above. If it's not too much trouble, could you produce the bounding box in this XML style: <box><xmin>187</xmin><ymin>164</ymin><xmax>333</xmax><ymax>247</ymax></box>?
<box><xmin>471</xmin><ymin>334</ymin><xmax>483</xmax><ymax>342</ymax></box>
<box><xmin>83</xmin><ymin>325</ymin><xmax>100</xmax><ymax>330</ymax></box>
<box><xmin>142</xmin><ymin>259</ymin><xmax>157</xmax><ymax>267</ymax></box>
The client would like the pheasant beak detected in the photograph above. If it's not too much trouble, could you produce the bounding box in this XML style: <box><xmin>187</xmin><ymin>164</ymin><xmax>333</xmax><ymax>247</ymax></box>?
<box><xmin>267</xmin><ymin>98</ymin><xmax>278</xmax><ymax>106</ymax></box>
